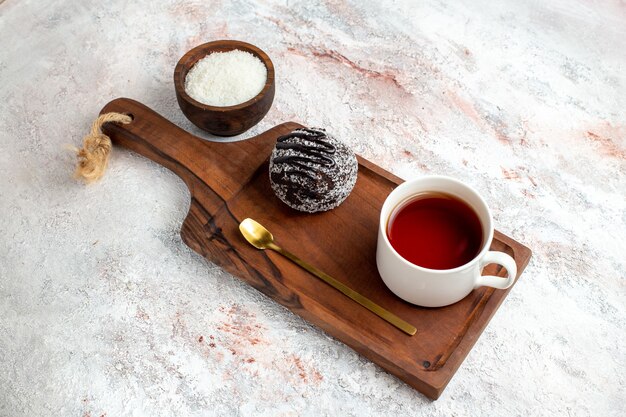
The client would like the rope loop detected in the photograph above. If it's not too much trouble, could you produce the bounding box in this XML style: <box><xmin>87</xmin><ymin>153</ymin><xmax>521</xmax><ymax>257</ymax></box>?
<box><xmin>74</xmin><ymin>112</ymin><xmax>131</xmax><ymax>183</ymax></box>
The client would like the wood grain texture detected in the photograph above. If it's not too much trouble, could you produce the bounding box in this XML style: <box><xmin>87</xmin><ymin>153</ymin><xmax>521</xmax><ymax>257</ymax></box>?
<box><xmin>174</xmin><ymin>40</ymin><xmax>275</xmax><ymax>136</ymax></box>
<box><xmin>100</xmin><ymin>98</ymin><xmax>532</xmax><ymax>400</ymax></box>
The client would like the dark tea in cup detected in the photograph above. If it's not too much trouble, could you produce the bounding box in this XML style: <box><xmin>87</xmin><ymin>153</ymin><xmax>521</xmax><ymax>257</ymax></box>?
<box><xmin>386</xmin><ymin>192</ymin><xmax>483</xmax><ymax>270</ymax></box>
<box><xmin>377</xmin><ymin>176</ymin><xmax>517</xmax><ymax>307</ymax></box>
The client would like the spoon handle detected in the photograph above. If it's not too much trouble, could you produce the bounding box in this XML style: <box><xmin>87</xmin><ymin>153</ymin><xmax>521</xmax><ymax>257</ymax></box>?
<box><xmin>269</xmin><ymin>243</ymin><xmax>416</xmax><ymax>336</ymax></box>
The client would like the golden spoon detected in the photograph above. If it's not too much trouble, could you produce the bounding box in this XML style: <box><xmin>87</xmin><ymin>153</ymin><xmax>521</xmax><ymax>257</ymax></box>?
<box><xmin>239</xmin><ymin>218</ymin><xmax>416</xmax><ymax>336</ymax></box>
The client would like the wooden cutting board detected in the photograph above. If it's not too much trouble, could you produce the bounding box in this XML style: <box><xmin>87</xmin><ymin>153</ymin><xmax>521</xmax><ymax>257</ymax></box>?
<box><xmin>100</xmin><ymin>98</ymin><xmax>532</xmax><ymax>400</ymax></box>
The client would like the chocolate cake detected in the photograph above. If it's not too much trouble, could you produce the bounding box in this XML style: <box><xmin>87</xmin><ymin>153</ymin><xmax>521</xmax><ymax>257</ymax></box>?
<box><xmin>269</xmin><ymin>127</ymin><xmax>358</xmax><ymax>213</ymax></box>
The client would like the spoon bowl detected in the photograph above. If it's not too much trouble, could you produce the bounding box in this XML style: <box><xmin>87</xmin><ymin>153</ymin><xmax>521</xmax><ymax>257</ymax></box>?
<box><xmin>239</xmin><ymin>218</ymin><xmax>275</xmax><ymax>250</ymax></box>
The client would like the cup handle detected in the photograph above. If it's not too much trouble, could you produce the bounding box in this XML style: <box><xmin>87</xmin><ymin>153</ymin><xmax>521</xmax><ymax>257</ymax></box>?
<box><xmin>474</xmin><ymin>251</ymin><xmax>518</xmax><ymax>290</ymax></box>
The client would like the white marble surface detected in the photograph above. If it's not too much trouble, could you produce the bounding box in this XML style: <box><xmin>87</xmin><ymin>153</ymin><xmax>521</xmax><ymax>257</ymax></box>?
<box><xmin>1</xmin><ymin>0</ymin><xmax>625</xmax><ymax>416</ymax></box>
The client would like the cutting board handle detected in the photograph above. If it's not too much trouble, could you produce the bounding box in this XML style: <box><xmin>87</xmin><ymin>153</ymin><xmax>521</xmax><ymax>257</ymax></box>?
<box><xmin>100</xmin><ymin>97</ymin><xmax>299</xmax><ymax>201</ymax></box>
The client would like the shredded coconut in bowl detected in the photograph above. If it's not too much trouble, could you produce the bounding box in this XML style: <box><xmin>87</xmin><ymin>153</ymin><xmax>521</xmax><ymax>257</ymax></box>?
<box><xmin>184</xmin><ymin>49</ymin><xmax>267</xmax><ymax>107</ymax></box>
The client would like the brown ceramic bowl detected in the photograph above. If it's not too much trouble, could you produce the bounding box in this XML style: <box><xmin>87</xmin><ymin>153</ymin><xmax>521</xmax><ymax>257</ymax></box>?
<box><xmin>174</xmin><ymin>40</ymin><xmax>275</xmax><ymax>137</ymax></box>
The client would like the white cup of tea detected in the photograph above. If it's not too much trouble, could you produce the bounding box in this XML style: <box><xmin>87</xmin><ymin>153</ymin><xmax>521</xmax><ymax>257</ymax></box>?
<box><xmin>376</xmin><ymin>175</ymin><xmax>517</xmax><ymax>307</ymax></box>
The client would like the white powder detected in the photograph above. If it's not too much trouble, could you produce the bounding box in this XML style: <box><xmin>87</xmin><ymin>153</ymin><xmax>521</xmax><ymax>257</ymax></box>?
<box><xmin>184</xmin><ymin>49</ymin><xmax>267</xmax><ymax>107</ymax></box>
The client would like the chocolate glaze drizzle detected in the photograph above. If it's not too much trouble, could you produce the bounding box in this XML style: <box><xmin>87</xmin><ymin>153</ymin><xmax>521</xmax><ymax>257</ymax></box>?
<box><xmin>273</xmin><ymin>128</ymin><xmax>337</xmax><ymax>180</ymax></box>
